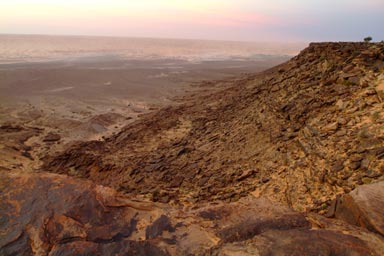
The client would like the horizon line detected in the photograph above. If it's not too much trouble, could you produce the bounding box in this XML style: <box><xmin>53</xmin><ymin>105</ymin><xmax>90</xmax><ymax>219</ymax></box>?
<box><xmin>0</xmin><ymin>32</ymin><xmax>312</xmax><ymax>44</ymax></box>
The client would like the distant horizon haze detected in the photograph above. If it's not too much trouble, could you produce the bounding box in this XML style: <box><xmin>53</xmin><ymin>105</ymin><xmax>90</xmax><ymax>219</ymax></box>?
<box><xmin>0</xmin><ymin>34</ymin><xmax>305</xmax><ymax>65</ymax></box>
<box><xmin>1</xmin><ymin>0</ymin><xmax>383</xmax><ymax>42</ymax></box>
<box><xmin>0</xmin><ymin>33</ymin><xmax>308</xmax><ymax>44</ymax></box>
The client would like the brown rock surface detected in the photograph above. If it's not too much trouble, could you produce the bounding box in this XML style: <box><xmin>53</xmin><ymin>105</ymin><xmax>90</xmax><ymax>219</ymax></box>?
<box><xmin>1</xmin><ymin>171</ymin><xmax>384</xmax><ymax>255</ymax></box>
<box><xmin>0</xmin><ymin>124</ymin><xmax>42</xmax><ymax>171</ymax></box>
<box><xmin>0</xmin><ymin>171</ymin><xmax>170</xmax><ymax>256</ymax></box>
<box><xmin>43</xmin><ymin>132</ymin><xmax>61</xmax><ymax>142</ymax></box>
<box><xmin>335</xmin><ymin>181</ymin><xmax>384</xmax><ymax>236</ymax></box>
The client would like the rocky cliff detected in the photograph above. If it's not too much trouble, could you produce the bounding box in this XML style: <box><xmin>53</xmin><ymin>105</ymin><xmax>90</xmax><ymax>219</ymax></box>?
<box><xmin>1</xmin><ymin>42</ymin><xmax>384</xmax><ymax>255</ymax></box>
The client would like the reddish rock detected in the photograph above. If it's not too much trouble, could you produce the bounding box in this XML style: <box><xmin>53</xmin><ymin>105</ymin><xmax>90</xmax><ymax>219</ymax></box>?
<box><xmin>1</xmin><ymin>172</ymin><xmax>383</xmax><ymax>255</ymax></box>
<box><xmin>216</xmin><ymin>229</ymin><xmax>375</xmax><ymax>256</ymax></box>
<box><xmin>0</xmin><ymin>171</ymin><xmax>168</xmax><ymax>256</ymax></box>
<box><xmin>335</xmin><ymin>181</ymin><xmax>384</xmax><ymax>236</ymax></box>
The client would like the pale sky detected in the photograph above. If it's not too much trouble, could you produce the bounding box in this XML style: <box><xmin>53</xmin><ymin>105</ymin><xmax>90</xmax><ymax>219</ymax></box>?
<box><xmin>1</xmin><ymin>0</ymin><xmax>383</xmax><ymax>41</ymax></box>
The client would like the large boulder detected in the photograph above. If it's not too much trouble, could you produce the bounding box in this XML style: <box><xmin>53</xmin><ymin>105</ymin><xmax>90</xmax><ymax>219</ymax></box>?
<box><xmin>335</xmin><ymin>181</ymin><xmax>384</xmax><ymax>236</ymax></box>
<box><xmin>0</xmin><ymin>171</ymin><xmax>168</xmax><ymax>256</ymax></box>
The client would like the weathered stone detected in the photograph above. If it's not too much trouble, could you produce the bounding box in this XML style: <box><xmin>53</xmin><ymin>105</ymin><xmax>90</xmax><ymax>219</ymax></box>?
<box><xmin>350</xmin><ymin>155</ymin><xmax>363</xmax><ymax>162</ymax></box>
<box><xmin>330</xmin><ymin>160</ymin><xmax>345</xmax><ymax>172</ymax></box>
<box><xmin>169</xmin><ymin>176</ymin><xmax>184</xmax><ymax>187</ymax></box>
<box><xmin>218</xmin><ymin>213</ymin><xmax>309</xmax><ymax>243</ymax></box>
<box><xmin>335</xmin><ymin>181</ymin><xmax>384</xmax><ymax>236</ymax></box>
<box><xmin>0</xmin><ymin>172</ymin><xmax>166</xmax><ymax>256</ymax></box>
<box><xmin>198</xmin><ymin>176</ymin><xmax>210</xmax><ymax>186</ymax></box>
<box><xmin>43</xmin><ymin>132</ymin><xmax>61</xmax><ymax>142</ymax></box>
<box><xmin>350</xmin><ymin>161</ymin><xmax>361</xmax><ymax>170</ymax></box>
<box><xmin>322</xmin><ymin>122</ymin><xmax>339</xmax><ymax>134</ymax></box>
<box><xmin>216</xmin><ymin>229</ymin><xmax>375</xmax><ymax>256</ymax></box>
<box><xmin>262</xmin><ymin>177</ymin><xmax>270</xmax><ymax>183</ymax></box>
<box><xmin>146</xmin><ymin>215</ymin><xmax>174</xmax><ymax>239</ymax></box>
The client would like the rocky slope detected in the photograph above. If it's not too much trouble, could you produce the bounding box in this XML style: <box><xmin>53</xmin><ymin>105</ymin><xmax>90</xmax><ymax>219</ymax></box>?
<box><xmin>44</xmin><ymin>42</ymin><xmax>384</xmax><ymax>213</ymax></box>
<box><xmin>1</xmin><ymin>42</ymin><xmax>384</xmax><ymax>255</ymax></box>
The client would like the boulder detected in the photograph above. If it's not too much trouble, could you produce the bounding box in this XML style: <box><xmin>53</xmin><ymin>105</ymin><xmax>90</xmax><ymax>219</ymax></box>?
<box><xmin>335</xmin><ymin>181</ymin><xmax>384</xmax><ymax>236</ymax></box>
<box><xmin>0</xmin><ymin>171</ymin><xmax>168</xmax><ymax>256</ymax></box>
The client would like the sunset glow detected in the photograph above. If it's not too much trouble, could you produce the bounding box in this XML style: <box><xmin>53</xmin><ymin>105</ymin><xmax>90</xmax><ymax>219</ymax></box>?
<box><xmin>1</xmin><ymin>0</ymin><xmax>383</xmax><ymax>41</ymax></box>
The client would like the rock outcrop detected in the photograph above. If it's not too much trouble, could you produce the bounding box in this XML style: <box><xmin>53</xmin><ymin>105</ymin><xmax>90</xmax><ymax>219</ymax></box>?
<box><xmin>0</xmin><ymin>171</ymin><xmax>169</xmax><ymax>256</ymax></box>
<box><xmin>335</xmin><ymin>181</ymin><xmax>384</xmax><ymax>236</ymax></box>
<box><xmin>1</xmin><ymin>171</ymin><xmax>384</xmax><ymax>255</ymax></box>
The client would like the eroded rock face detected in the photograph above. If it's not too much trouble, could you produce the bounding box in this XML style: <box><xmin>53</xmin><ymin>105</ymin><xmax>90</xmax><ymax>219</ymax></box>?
<box><xmin>1</xmin><ymin>171</ymin><xmax>384</xmax><ymax>255</ymax></box>
<box><xmin>335</xmin><ymin>181</ymin><xmax>384</xmax><ymax>237</ymax></box>
<box><xmin>216</xmin><ymin>229</ymin><xmax>374</xmax><ymax>256</ymax></box>
<box><xmin>0</xmin><ymin>171</ymin><xmax>169</xmax><ymax>256</ymax></box>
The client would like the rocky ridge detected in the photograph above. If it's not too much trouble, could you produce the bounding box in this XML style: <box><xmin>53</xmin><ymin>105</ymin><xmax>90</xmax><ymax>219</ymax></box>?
<box><xmin>44</xmin><ymin>42</ymin><xmax>384</xmax><ymax>212</ymax></box>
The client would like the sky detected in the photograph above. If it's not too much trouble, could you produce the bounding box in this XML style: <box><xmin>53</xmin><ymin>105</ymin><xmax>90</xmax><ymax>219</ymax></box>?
<box><xmin>1</xmin><ymin>0</ymin><xmax>383</xmax><ymax>42</ymax></box>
